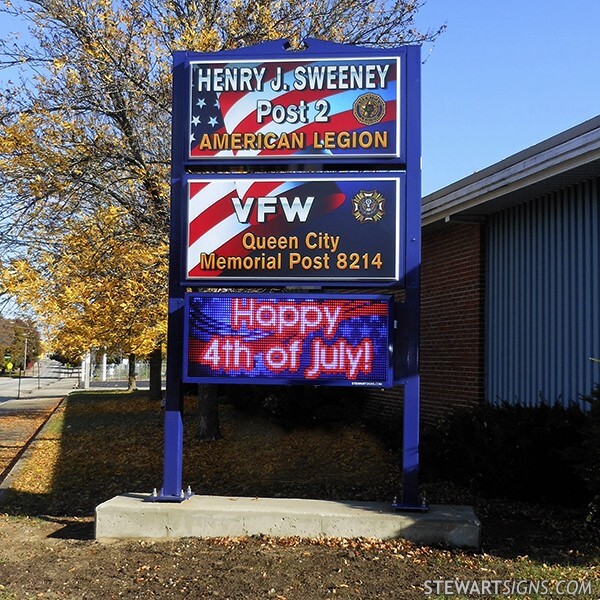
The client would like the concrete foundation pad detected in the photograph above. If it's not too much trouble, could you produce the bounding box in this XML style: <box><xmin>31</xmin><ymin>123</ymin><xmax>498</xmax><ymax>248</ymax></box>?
<box><xmin>95</xmin><ymin>494</ymin><xmax>481</xmax><ymax>549</ymax></box>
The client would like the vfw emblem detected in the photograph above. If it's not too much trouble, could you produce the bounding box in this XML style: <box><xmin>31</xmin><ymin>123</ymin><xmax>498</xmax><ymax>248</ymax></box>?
<box><xmin>352</xmin><ymin>190</ymin><xmax>385</xmax><ymax>223</ymax></box>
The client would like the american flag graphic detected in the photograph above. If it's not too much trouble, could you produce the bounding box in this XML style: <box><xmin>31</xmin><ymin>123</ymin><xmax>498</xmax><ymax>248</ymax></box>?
<box><xmin>186</xmin><ymin>177</ymin><xmax>346</xmax><ymax>279</ymax></box>
<box><xmin>188</xmin><ymin>57</ymin><xmax>399</xmax><ymax>159</ymax></box>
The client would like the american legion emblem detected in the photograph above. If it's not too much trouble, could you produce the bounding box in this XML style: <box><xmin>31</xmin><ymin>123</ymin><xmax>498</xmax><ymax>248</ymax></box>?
<box><xmin>352</xmin><ymin>190</ymin><xmax>386</xmax><ymax>223</ymax></box>
<box><xmin>352</xmin><ymin>92</ymin><xmax>387</xmax><ymax>125</ymax></box>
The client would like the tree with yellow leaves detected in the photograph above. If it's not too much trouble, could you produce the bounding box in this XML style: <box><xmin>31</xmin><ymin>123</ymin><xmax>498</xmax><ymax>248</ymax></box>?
<box><xmin>3</xmin><ymin>206</ymin><xmax>167</xmax><ymax>383</ymax></box>
<box><xmin>0</xmin><ymin>0</ymin><xmax>442</xmax><ymax>414</ymax></box>
<box><xmin>0</xmin><ymin>0</ymin><xmax>442</xmax><ymax>248</ymax></box>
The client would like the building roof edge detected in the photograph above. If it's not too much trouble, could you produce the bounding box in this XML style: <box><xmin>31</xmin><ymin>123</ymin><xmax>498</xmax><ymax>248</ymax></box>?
<box><xmin>422</xmin><ymin>115</ymin><xmax>600</xmax><ymax>227</ymax></box>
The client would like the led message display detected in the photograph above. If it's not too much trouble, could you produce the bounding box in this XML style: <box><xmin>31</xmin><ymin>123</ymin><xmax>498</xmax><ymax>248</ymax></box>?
<box><xmin>183</xmin><ymin>293</ymin><xmax>394</xmax><ymax>387</ymax></box>
<box><xmin>185</xmin><ymin>175</ymin><xmax>402</xmax><ymax>285</ymax></box>
<box><xmin>188</xmin><ymin>56</ymin><xmax>400</xmax><ymax>161</ymax></box>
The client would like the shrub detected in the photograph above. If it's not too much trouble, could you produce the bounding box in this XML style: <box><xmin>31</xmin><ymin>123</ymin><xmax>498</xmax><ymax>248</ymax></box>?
<box><xmin>421</xmin><ymin>401</ymin><xmax>589</xmax><ymax>505</ymax></box>
<box><xmin>576</xmin><ymin>384</ymin><xmax>600</xmax><ymax>529</ymax></box>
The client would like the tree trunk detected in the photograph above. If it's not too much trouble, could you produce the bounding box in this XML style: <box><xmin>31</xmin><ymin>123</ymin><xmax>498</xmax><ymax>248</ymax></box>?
<box><xmin>148</xmin><ymin>345</ymin><xmax>162</xmax><ymax>401</ymax></box>
<box><xmin>127</xmin><ymin>353</ymin><xmax>137</xmax><ymax>391</ymax></box>
<box><xmin>196</xmin><ymin>384</ymin><xmax>222</xmax><ymax>441</ymax></box>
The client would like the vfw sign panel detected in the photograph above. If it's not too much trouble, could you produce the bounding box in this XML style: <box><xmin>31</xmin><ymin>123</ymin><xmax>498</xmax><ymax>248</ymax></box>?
<box><xmin>188</xmin><ymin>56</ymin><xmax>400</xmax><ymax>160</ymax></box>
<box><xmin>185</xmin><ymin>174</ymin><xmax>403</xmax><ymax>285</ymax></box>
<box><xmin>183</xmin><ymin>293</ymin><xmax>394</xmax><ymax>387</ymax></box>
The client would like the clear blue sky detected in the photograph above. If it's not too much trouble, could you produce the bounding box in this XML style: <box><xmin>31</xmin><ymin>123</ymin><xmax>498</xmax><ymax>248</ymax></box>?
<box><xmin>415</xmin><ymin>0</ymin><xmax>600</xmax><ymax>195</ymax></box>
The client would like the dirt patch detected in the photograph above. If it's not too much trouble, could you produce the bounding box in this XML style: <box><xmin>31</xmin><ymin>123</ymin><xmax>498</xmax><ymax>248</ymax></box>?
<box><xmin>0</xmin><ymin>515</ymin><xmax>549</xmax><ymax>600</ymax></box>
<box><xmin>0</xmin><ymin>514</ymin><xmax>598</xmax><ymax>599</ymax></box>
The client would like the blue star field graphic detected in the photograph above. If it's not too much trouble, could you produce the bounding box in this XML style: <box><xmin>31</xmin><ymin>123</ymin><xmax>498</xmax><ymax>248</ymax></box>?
<box><xmin>189</xmin><ymin>70</ymin><xmax>225</xmax><ymax>149</ymax></box>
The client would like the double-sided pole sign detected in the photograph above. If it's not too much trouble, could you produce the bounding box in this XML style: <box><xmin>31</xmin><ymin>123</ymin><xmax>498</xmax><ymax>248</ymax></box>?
<box><xmin>161</xmin><ymin>39</ymin><xmax>422</xmax><ymax>508</ymax></box>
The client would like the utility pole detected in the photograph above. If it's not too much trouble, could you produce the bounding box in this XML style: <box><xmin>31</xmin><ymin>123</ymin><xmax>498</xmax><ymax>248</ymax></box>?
<box><xmin>17</xmin><ymin>336</ymin><xmax>28</xmax><ymax>399</ymax></box>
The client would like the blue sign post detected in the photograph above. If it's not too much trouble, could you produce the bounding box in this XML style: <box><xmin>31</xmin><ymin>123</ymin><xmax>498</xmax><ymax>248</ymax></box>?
<box><xmin>157</xmin><ymin>38</ymin><xmax>422</xmax><ymax>509</ymax></box>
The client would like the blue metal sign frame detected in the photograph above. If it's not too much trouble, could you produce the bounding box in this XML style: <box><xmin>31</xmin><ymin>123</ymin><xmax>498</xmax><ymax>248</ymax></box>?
<box><xmin>159</xmin><ymin>38</ymin><xmax>422</xmax><ymax>510</ymax></box>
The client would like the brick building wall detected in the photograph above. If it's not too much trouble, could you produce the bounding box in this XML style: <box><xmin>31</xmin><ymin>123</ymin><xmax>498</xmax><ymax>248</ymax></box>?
<box><xmin>420</xmin><ymin>223</ymin><xmax>485</xmax><ymax>424</ymax></box>
<box><xmin>363</xmin><ymin>222</ymin><xmax>485</xmax><ymax>430</ymax></box>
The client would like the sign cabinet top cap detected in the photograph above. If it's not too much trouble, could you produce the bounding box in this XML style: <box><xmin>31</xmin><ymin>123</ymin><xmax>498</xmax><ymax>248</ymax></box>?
<box><xmin>177</xmin><ymin>36</ymin><xmax>415</xmax><ymax>60</ymax></box>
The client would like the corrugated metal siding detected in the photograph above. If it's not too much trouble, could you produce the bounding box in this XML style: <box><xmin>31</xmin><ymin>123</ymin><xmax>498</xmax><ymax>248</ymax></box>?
<box><xmin>486</xmin><ymin>177</ymin><xmax>600</xmax><ymax>408</ymax></box>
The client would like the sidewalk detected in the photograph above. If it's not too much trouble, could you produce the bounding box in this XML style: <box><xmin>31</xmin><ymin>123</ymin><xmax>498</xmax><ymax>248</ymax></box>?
<box><xmin>0</xmin><ymin>376</ymin><xmax>79</xmax><ymax>488</ymax></box>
